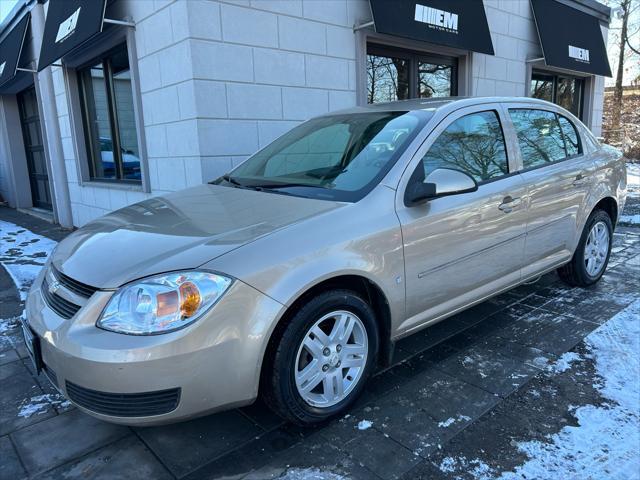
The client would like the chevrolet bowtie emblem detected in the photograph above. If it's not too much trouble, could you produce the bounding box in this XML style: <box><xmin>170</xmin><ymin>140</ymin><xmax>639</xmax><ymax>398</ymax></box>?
<box><xmin>48</xmin><ymin>280</ymin><xmax>61</xmax><ymax>295</ymax></box>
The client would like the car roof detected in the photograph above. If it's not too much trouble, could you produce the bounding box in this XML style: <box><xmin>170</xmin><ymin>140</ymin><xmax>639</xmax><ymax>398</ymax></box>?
<box><xmin>330</xmin><ymin>96</ymin><xmax>565</xmax><ymax>115</ymax></box>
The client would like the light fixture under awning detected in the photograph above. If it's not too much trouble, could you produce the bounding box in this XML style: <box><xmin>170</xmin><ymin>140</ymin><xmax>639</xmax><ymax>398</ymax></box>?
<box><xmin>37</xmin><ymin>0</ymin><xmax>107</xmax><ymax>72</ymax></box>
<box><xmin>0</xmin><ymin>13</ymin><xmax>30</xmax><ymax>88</ymax></box>
<box><xmin>530</xmin><ymin>0</ymin><xmax>611</xmax><ymax>77</ymax></box>
<box><xmin>367</xmin><ymin>0</ymin><xmax>494</xmax><ymax>55</ymax></box>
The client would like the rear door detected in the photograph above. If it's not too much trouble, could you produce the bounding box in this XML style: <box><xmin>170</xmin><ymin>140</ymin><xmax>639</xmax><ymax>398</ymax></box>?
<box><xmin>396</xmin><ymin>106</ymin><xmax>527</xmax><ymax>334</ymax></box>
<box><xmin>506</xmin><ymin>107</ymin><xmax>595</xmax><ymax>278</ymax></box>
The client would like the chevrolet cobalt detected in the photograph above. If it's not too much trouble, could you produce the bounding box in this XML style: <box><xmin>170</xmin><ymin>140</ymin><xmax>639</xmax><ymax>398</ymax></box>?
<box><xmin>23</xmin><ymin>97</ymin><xmax>627</xmax><ymax>425</ymax></box>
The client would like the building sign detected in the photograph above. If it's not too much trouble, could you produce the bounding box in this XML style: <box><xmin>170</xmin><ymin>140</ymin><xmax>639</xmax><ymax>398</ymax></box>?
<box><xmin>530</xmin><ymin>0</ymin><xmax>611</xmax><ymax>76</ymax></box>
<box><xmin>369</xmin><ymin>0</ymin><xmax>494</xmax><ymax>55</ymax></box>
<box><xmin>0</xmin><ymin>13</ymin><xmax>30</xmax><ymax>88</ymax></box>
<box><xmin>414</xmin><ymin>4</ymin><xmax>458</xmax><ymax>34</ymax></box>
<box><xmin>568</xmin><ymin>45</ymin><xmax>590</xmax><ymax>63</ymax></box>
<box><xmin>55</xmin><ymin>7</ymin><xmax>81</xmax><ymax>44</ymax></box>
<box><xmin>38</xmin><ymin>0</ymin><xmax>106</xmax><ymax>71</ymax></box>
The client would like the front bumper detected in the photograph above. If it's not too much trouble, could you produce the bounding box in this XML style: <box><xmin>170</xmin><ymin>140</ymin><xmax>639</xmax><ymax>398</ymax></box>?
<box><xmin>24</xmin><ymin>269</ymin><xmax>284</xmax><ymax>426</ymax></box>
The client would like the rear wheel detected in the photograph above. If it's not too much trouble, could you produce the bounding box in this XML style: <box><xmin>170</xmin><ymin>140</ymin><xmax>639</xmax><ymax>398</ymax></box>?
<box><xmin>558</xmin><ymin>209</ymin><xmax>613</xmax><ymax>287</ymax></box>
<box><xmin>264</xmin><ymin>290</ymin><xmax>379</xmax><ymax>425</ymax></box>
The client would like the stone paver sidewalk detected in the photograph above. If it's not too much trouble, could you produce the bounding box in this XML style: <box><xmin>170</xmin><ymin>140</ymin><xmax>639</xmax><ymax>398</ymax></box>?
<box><xmin>0</xmin><ymin>205</ymin><xmax>638</xmax><ymax>480</ymax></box>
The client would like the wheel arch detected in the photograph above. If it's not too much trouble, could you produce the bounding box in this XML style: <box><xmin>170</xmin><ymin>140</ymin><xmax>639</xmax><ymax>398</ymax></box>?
<box><xmin>258</xmin><ymin>274</ymin><xmax>393</xmax><ymax>394</ymax></box>
<box><xmin>593</xmin><ymin>196</ymin><xmax>618</xmax><ymax>228</ymax></box>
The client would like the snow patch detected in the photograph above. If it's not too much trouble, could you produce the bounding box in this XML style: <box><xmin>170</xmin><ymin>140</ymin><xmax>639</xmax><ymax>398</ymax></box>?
<box><xmin>277</xmin><ymin>468</ymin><xmax>347</xmax><ymax>480</ymax></box>
<box><xmin>546</xmin><ymin>351</ymin><xmax>583</xmax><ymax>374</ymax></box>
<box><xmin>0</xmin><ymin>220</ymin><xmax>57</xmax><ymax>300</ymax></box>
<box><xmin>18</xmin><ymin>394</ymin><xmax>71</xmax><ymax>418</ymax></box>
<box><xmin>498</xmin><ymin>300</ymin><xmax>640</xmax><ymax>479</ymax></box>
<box><xmin>357</xmin><ymin>420</ymin><xmax>373</xmax><ymax>430</ymax></box>
<box><xmin>438</xmin><ymin>415</ymin><xmax>471</xmax><ymax>428</ymax></box>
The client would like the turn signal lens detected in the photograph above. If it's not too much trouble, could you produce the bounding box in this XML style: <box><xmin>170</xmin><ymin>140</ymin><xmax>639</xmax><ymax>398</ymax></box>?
<box><xmin>179</xmin><ymin>281</ymin><xmax>201</xmax><ymax>317</ymax></box>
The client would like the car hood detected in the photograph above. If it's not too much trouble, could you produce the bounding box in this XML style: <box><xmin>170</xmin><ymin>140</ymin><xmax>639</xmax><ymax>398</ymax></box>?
<box><xmin>52</xmin><ymin>184</ymin><xmax>343</xmax><ymax>289</ymax></box>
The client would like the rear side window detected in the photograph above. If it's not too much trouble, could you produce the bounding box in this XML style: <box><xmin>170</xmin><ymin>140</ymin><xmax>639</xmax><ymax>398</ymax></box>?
<box><xmin>558</xmin><ymin>115</ymin><xmax>581</xmax><ymax>157</ymax></box>
<box><xmin>420</xmin><ymin>110</ymin><xmax>509</xmax><ymax>183</ymax></box>
<box><xmin>509</xmin><ymin>109</ymin><xmax>566</xmax><ymax>169</ymax></box>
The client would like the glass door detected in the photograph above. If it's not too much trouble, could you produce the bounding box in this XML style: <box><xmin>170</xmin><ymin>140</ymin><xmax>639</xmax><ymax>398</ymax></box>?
<box><xmin>17</xmin><ymin>86</ymin><xmax>52</xmax><ymax>210</ymax></box>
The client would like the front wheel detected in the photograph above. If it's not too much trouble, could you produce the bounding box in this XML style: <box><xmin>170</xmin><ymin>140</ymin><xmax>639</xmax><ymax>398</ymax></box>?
<box><xmin>558</xmin><ymin>209</ymin><xmax>613</xmax><ymax>287</ymax></box>
<box><xmin>264</xmin><ymin>290</ymin><xmax>379</xmax><ymax>425</ymax></box>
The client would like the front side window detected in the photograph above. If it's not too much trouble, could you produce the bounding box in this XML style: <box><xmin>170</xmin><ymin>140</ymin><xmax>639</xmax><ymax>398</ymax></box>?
<box><xmin>420</xmin><ymin>111</ymin><xmax>509</xmax><ymax>183</ymax></box>
<box><xmin>79</xmin><ymin>44</ymin><xmax>141</xmax><ymax>183</ymax></box>
<box><xmin>367</xmin><ymin>44</ymin><xmax>456</xmax><ymax>104</ymax></box>
<box><xmin>509</xmin><ymin>109</ymin><xmax>566</xmax><ymax>169</ymax></box>
<box><xmin>222</xmin><ymin>111</ymin><xmax>431</xmax><ymax>202</ymax></box>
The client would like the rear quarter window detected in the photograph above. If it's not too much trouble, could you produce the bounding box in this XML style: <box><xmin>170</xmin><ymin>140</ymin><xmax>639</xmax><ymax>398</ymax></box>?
<box><xmin>558</xmin><ymin>115</ymin><xmax>581</xmax><ymax>157</ymax></box>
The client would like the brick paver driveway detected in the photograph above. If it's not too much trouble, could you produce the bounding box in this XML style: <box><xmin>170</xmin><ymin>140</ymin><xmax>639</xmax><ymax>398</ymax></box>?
<box><xmin>1</xmin><ymin>202</ymin><xmax>638</xmax><ymax>480</ymax></box>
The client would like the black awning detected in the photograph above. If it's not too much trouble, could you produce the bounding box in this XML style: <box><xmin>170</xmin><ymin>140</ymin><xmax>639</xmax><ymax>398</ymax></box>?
<box><xmin>368</xmin><ymin>0</ymin><xmax>494</xmax><ymax>55</ymax></box>
<box><xmin>531</xmin><ymin>0</ymin><xmax>611</xmax><ymax>77</ymax></box>
<box><xmin>0</xmin><ymin>14</ymin><xmax>30</xmax><ymax>88</ymax></box>
<box><xmin>37</xmin><ymin>0</ymin><xmax>107</xmax><ymax>71</ymax></box>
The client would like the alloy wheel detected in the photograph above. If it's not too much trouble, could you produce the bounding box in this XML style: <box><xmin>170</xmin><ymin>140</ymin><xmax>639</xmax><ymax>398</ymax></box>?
<box><xmin>584</xmin><ymin>221</ymin><xmax>609</xmax><ymax>277</ymax></box>
<box><xmin>294</xmin><ymin>310</ymin><xmax>368</xmax><ymax>408</ymax></box>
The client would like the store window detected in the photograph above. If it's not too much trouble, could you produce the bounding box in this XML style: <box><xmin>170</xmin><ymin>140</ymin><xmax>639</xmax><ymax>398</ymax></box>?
<box><xmin>530</xmin><ymin>71</ymin><xmax>584</xmax><ymax>119</ymax></box>
<box><xmin>78</xmin><ymin>44</ymin><xmax>141</xmax><ymax>183</ymax></box>
<box><xmin>367</xmin><ymin>44</ymin><xmax>457</xmax><ymax>104</ymax></box>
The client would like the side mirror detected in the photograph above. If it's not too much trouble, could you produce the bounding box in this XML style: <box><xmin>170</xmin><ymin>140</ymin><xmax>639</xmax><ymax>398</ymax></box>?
<box><xmin>405</xmin><ymin>168</ymin><xmax>478</xmax><ymax>206</ymax></box>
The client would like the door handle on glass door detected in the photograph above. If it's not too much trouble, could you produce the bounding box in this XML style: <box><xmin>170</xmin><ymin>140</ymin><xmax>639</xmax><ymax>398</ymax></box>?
<box><xmin>498</xmin><ymin>196</ymin><xmax>521</xmax><ymax>213</ymax></box>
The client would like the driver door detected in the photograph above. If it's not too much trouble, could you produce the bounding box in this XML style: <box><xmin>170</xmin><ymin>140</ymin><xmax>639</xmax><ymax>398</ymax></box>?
<box><xmin>395</xmin><ymin>106</ymin><xmax>527</xmax><ymax>334</ymax></box>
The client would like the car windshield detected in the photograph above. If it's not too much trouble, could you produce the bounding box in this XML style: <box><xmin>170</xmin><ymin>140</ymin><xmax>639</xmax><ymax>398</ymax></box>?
<box><xmin>215</xmin><ymin>110</ymin><xmax>431</xmax><ymax>202</ymax></box>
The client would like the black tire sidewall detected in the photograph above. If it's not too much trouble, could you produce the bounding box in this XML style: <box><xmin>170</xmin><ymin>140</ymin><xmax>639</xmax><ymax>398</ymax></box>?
<box><xmin>273</xmin><ymin>290</ymin><xmax>379</xmax><ymax>424</ymax></box>
<box><xmin>574</xmin><ymin>210</ymin><xmax>613</xmax><ymax>285</ymax></box>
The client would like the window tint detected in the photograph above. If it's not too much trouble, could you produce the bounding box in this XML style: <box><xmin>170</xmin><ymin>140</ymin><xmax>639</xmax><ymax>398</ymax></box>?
<box><xmin>558</xmin><ymin>115</ymin><xmax>580</xmax><ymax>157</ymax></box>
<box><xmin>509</xmin><ymin>109</ymin><xmax>566</xmax><ymax>169</ymax></box>
<box><xmin>420</xmin><ymin>111</ymin><xmax>508</xmax><ymax>183</ymax></box>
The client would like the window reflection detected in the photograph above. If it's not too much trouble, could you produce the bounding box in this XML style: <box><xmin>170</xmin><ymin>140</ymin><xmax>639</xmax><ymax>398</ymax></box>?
<box><xmin>531</xmin><ymin>74</ymin><xmax>553</xmax><ymax>102</ymax></box>
<box><xmin>530</xmin><ymin>71</ymin><xmax>584</xmax><ymax>118</ymax></box>
<box><xmin>509</xmin><ymin>109</ymin><xmax>567</xmax><ymax>168</ymax></box>
<box><xmin>366</xmin><ymin>54</ymin><xmax>410</xmax><ymax>103</ymax></box>
<box><xmin>79</xmin><ymin>45</ymin><xmax>141</xmax><ymax>182</ymax></box>
<box><xmin>421</xmin><ymin>111</ymin><xmax>509</xmax><ymax>183</ymax></box>
<box><xmin>419</xmin><ymin>62</ymin><xmax>452</xmax><ymax>98</ymax></box>
<box><xmin>558</xmin><ymin>115</ymin><xmax>580</xmax><ymax>157</ymax></box>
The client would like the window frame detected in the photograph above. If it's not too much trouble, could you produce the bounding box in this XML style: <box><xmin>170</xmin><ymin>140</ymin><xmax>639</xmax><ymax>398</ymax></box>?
<box><xmin>77</xmin><ymin>44</ymin><xmax>140</xmax><ymax>184</ymax></box>
<box><xmin>530</xmin><ymin>70</ymin><xmax>585</xmax><ymax>119</ymax></box>
<box><xmin>366</xmin><ymin>43</ymin><xmax>458</xmax><ymax>103</ymax></box>
<box><xmin>64</xmin><ymin>29</ymin><xmax>150</xmax><ymax>193</ymax></box>
<box><xmin>507</xmin><ymin>108</ymin><xmax>584</xmax><ymax>174</ymax></box>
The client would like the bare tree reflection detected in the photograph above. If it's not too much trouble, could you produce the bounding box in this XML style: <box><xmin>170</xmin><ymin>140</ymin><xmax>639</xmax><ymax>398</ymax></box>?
<box><xmin>422</xmin><ymin>112</ymin><xmax>508</xmax><ymax>182</ymax></box>
<box><xmin>367</xmin><ymin>55</ymin><xmax>409</xmax><ymax>103</ymax></box>
<box><xmin>419</xmin><ymin>63</ymin><xmax>452</xmax><ymax>98</ymax></box>
<box><xmin>510</xmin><ymin>109</ymin><xmax>567</xmax><ymax>167</ymax></box>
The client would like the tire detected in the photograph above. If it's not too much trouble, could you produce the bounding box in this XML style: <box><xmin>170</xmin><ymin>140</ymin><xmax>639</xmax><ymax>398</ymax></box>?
<box><xmin>263</xmin><ymin>289</ymin><xmax>379</xmax><ymax>425</ymax></box>
<box><xmin>558</xmin><ymin>209</ymin><xmax>613</xmax><ymax>287</ymax></box>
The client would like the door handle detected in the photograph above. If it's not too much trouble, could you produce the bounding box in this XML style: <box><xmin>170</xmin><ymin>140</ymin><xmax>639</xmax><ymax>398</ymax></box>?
<box><xmin>499</xmin><ymin>196</ymin><xmax>521</xmax><ymax>213</ymax></box>
<box><xmin>572</xmin><ymin>174</ymin><xmax>588</xmax><ymax>186</ymax></box>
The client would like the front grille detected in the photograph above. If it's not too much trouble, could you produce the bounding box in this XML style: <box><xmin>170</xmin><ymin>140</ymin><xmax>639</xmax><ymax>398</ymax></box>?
<box><xmin>42</xmin><ymin>278</ymin><xmax>81</xmax><ymax>319</ymax></box>
<box><xmin>65</xmin><ymin>381</ymin><xmax>181</xmax><ymax>417</ymax></box>
<box><xmin>52</xmin><ymin>267</ymin><xmax>98</xmax><ymax>298</ymax></box>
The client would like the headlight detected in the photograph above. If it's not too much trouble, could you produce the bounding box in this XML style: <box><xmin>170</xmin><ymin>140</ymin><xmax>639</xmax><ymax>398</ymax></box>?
<box><xmin>97</xmin><ymin>271</ymin><xmax>232</xmax><ymax>335</ymax></box>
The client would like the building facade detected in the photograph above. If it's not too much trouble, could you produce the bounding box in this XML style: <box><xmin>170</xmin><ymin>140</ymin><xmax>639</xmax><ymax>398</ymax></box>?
<box><xmin>0</xmin><ymin>0</ymin><xmax>612</xmax><ymax>228</ymax></box>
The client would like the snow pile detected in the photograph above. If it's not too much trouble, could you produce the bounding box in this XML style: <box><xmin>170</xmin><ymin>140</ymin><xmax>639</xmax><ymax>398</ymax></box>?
<box><xmin>0</xmin><ymin>220</ymin><xmax>57</xmax><ymax>300</ymax></box>
<box><xmin>501</xmin><ymin>300</ymin><xmax>640</xmax><ymax>479</ymax></box>
<box><xmin>620</xmin><ymin>163</ymin><xmax>640</xmax><ymax>225</ymax></box>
